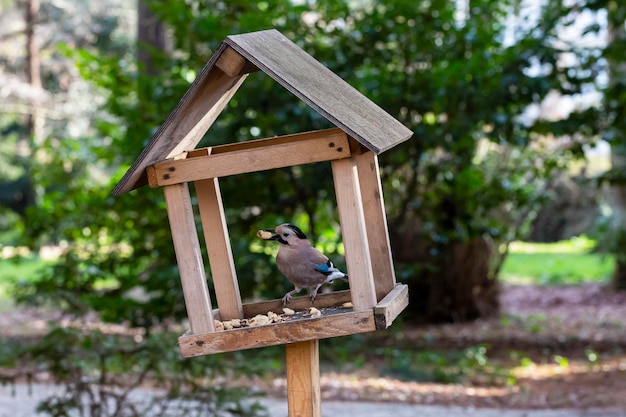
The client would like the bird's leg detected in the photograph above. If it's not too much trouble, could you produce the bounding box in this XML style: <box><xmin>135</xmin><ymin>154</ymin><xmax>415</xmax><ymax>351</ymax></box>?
<box><xmin>310</xmin><ymin>283</ymin><xmax>324</xmax><ymax>302</ymax></box>
<box><xmin>282</xmin><ymin>287</ymin><xmax>303</xmax><ymax>305</ymax></box>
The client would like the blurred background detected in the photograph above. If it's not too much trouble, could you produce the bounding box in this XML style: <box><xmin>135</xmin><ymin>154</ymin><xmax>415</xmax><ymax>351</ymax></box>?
<box><xmin>1</xmin><ymin>0</ymin><xmax>625</xmax><ymax>415</ymax></box>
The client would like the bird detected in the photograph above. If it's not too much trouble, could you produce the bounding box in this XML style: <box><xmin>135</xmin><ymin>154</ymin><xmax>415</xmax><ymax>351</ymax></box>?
<box><xmin>257</xmin><ymin>223</ymin><xmax>348</xmax><ymax>305</ymax></box>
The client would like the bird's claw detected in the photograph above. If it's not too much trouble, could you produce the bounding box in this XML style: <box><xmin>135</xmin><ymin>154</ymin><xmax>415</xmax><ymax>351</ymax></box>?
<box><xmin>282</xmin><ymin>293</ymin><xmax>292</xmax><ymax>305</ymax></box>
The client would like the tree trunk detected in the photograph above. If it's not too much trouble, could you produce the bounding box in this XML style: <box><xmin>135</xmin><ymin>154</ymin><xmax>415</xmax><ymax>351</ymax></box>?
<box><xmin>136</xmin><ymin>0</ymin><xmax>166</xmax><ymax>100</ymax></box>
<box><xmin>389</xmin><ymin>222</ymin><xmax>499</xmax><ymax>323</ymax></box>
<box><xmin>605</xmin><ymin>11</ymin><xmax>626</xmax><ymax>291</ymax></box>
<box><xmin>608</xmin><ymin>145</ymin><xmax>626</xmax><ymax>290</ymax></box>
<box><xmin>20</xmin><ymin>0</ymin><xmax>41</xmax><ymax>213</ymax></box>
<box><xmin>137</xmin><ymin>0</ymin><xmax>165</xmax><ymax>74</ymax></box>
<box><xmin>25</xmin><ymin>0</ymin><xmax>43</xmax><ymax>143</ymax></box>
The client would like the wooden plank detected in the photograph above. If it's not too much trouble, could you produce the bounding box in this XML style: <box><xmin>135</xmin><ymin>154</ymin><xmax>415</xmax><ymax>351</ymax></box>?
<box><xmin>225</xmin><ymin>30</ymin><xmax>413</xmax><ymax>154</ymax></box>
<box><xmin>163</xmin><ymin>183</ymin><xmax>215</xmax><ymax>334</ymax></box>
<box><xmin>213</xmin><ymin>290</ymin><xmax>352</xmax><ymax>321</ymax></box>
<box><xmin>353</xmin><ymin>148</ymin><xmax>397</xmax><ymax>301</ymax></box>
<box><xmin>286</xmin><ymin>340</ymin><xmax>321</xmax><ymax>417</ymax></box>
<box><xmin>149</xmin><ymin>129</ymin><xmax>350</xmax><ymax>187</ymax></box>
<box><xmin>207</xmin><ymin>127</ymin><xmax>344</xmax><ymax>155</ymax></box>
<box><xmin>239</xmin><ymin>290</ymin><xmax>352</xmax><ymax>319</ymax></box>
<box><xmin>331</xmin><ymin>158</ymin><xmax>377</xmax><ymax>311</ymax></box>
<box><xmin>179</xmin><ymin>310</ymin><xmax>376</xmax><ymax>357</ymax></box>
<box><xmin>215</xmin><ymin>46</ymin><xmax>259</xmax><ymax>77</ymax></box>
<box><xmin>374</xmin><ymin>284</ymin><xmax>409</xmax><ymax>330</ymax></box>
<box><xmin>113</xmin><ymin>42</ymin><xmax>247</xmax><ymax>195</ymax></box>
<box><xmin>115</xmin><ymin>30</ymin><xmax>413</xmax><ymax>195</ymax></box>
<box><xmin>195</xmin><ymin>176</ymin><xmax>243</xmax><ymax>321</ymax></box>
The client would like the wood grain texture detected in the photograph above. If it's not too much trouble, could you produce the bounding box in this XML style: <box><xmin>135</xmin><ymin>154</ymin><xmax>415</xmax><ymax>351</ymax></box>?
<box><xmin>163</xmin><ymin>183</ymin><xmax>215</xmax><ymax>334</ymax></box>
<box><xmin>237</xmin><ymin>290</ymin><xmax>352</xmax><ymax>319</ymax></box>
<box><xmin>215</xmin><ymin>46</ymin><xmax>259</xmax><ymax>77</ymax></box>
<box><xmin>115</xmin><ymin>30</ymin><xmax>412</xmax><ymax>195</ymax></box>
<box><xmin>209</xmin><ymin>127</ymin><xmax>344</xmax><ymax>155</ymax></box>
<box><xmin>353</xmin><ymin>148</ymin><xmax>397</xmax><ymax>301</ymax></box>
<box><xmin>150</xmin><ymin>129</ymin><xmax>350</xmax><ymax>186</ymax></box>
<box><xmin>178</xmin><ymin>310</ymin><xmax>376</xmax><ymax>357</ymax></box>
<box><xmin>374</xmin><ymin>284</ymin><xmax>409</xmax><ymax>330</ymax></box>
<box><xmin>225</xmin><ymin>30</ymin><xmax>413</xmax><ymax>154</ymax></box>
<box><xmin>331</xmin><ymin>158</ymin><xmax>377</xmax><ymax>312</ymax></box>
<box><xmin>178</xmin><ymin>285</ymin><xmax>407</xmax><ymax>357</ymax></box>
<box><xmin>113</xmin><ymin>43</ymin><xmax>246</xmax><ymax>195</ymax></box>
<box><xmin>212</xmin><ymin>290</ymin><xmax>352</xmax><ymax>321</ymax></box>
<box><xmin>286</xmin><ymin>340</ymin><xmax>321</xmax><ymax>417</ymax></box>
<box><xmin>195</xmin><ymin>177</ymin><xmax>243</xmax><ymax>320</ymax></box>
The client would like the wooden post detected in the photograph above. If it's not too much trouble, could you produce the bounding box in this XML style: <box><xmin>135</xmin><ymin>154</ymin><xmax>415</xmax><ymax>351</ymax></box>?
<box><xmin>195</xmin><ymin>177</ymin><xmax>244</xmax><ymax>320</ymax></box>
<box><xmin>286</xmin><ymin>340</ymin><xmax>321</xmax><ymax>417</ymax></box>
<box><xmin>331</xmin><ymin>158</ymin><xmax>377</xmax><ymax>311</ymax></box>
<box><xmin>353</xmin><ymin>150</ymin><xmax>396</xmax><ymax>301</ymax></box>
<box><xmin>163</xmin><ymin>183</ymin><xmax>215</xmax><ymax>334</ymax></box>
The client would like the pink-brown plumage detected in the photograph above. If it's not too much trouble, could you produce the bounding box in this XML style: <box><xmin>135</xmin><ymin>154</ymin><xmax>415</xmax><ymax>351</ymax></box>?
<box><xmin>259</xmin><ymin>223</ymin><xmax>348</xmax><ymax>304</ymax></box>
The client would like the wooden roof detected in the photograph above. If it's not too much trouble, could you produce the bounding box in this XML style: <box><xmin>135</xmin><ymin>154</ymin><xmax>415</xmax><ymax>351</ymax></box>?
<box><xmin>113</xmin><ymin>29</ymin><xmax>412</xmax><ymax>195</ymax></box>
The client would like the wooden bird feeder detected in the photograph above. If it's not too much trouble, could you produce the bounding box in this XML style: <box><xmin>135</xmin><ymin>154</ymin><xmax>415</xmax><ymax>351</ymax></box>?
<box><xmin>114</xmin><ymin>29</ymin><xmax>412</xmax><ymax>417</ymax></box>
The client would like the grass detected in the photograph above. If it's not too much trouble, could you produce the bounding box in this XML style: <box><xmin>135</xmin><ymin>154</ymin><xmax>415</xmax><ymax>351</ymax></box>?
<box><xmin>499</xmin><ymin>236</ymin><xmax>614</xmax><ymax>285</ymax></box>
<box><xmin>0</xmin><ymin>256</ymin><xmax>49</xmax><ymax>300</ymax></box>
<box><xmin>0</xmin><ymin>235</ymin><xmax>613</xmax><ymax>301</ymax></box>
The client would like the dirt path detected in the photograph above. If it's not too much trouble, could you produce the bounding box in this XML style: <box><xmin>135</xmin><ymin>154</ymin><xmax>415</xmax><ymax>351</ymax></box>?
<box><xmin>2</xmin><ymin>383</ymin><xmax>625</xmax><ymax>417</ymax></box>
<box><xmin>2</xmin><ymin>283</ymin><xmax>625</xmax><ymax>412</ymax></box>
<box><xmin>261</xmin><ymin>284</ymin><xmax>626</xmax><ymax>410</ymax></box>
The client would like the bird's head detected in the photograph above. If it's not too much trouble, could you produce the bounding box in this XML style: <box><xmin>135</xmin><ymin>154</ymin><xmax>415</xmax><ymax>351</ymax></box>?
<box><xmin>260</xmin><ymin>223</ymin><xmax>307</xmax><ymax>246</ymax></box>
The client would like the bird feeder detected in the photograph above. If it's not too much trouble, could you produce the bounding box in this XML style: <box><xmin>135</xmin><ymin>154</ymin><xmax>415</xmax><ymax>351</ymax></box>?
<box><xmin>114</xmin><ymin>29</ymin><xmax>412</xmax><ymax>417</ymax></box>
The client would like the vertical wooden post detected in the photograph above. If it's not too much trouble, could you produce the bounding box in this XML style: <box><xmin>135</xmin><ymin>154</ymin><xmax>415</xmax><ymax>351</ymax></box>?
<box><xmin>163</xmin><ymin>183</ymin><xmax>215</xmax><ymax>334</ymax></box>
<box><xmin>353</xmin><ymin>150</ymin><xmax>397</xmax><ymax>301</ymax></box>
<box><xmin>286</xmin><ymin>340</ymin><xmax>321</xmax><ymax>417</ymax></box>
<box><xmin>331</xmin><ymin>157</ymin><xmax>377</xmax><ymax>311</ymax></box>
<box><xmin>195</xmin><ymin>177</ymin><xmax>244</xmax><ymax>320</ymax></box>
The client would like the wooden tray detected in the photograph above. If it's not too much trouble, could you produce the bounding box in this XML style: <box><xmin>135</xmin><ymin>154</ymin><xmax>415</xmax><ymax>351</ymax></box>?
<box><xmin>179</xmin><ymin>284</ymin><xmax>408</xmax><ymax>357</ymax></box>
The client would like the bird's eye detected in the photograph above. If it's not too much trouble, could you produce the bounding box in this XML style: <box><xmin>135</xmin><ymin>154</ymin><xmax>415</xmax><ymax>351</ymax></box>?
<box><xmin>283</xmin><ymin>233</ymin><xmax>289</xmax><ymax>237</ymax></box>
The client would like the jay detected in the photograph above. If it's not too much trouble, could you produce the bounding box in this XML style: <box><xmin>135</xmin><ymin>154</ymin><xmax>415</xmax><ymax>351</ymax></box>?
<box><xmin>258</xmin><ymin>223</ymin><xmax>348</xmax><ymax>305</ymax></box>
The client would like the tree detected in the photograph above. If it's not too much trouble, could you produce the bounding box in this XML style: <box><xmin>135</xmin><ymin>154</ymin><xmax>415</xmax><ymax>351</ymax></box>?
<box><xmin>585</xmin><ymin>0</ymin><xmax>626</xmax><ymax>289</ymax></box>
<box><xmin>2</xmin><ymin>1</ymin><xmax>266</xmax><ymax>415</ymax></box>
<box><xmin>308</xmin><ymin>0</ymin><xmax>603</xmax><ymax>320</ymax></box>
<box><xmin>3</xmin><ymin>0</ymin><xmax>612</xmax><ymax>409</ymax></box>
<box><xmin>15</xmin><ymin>0</ymin><xmax>606</xmax><ymax>324</ymax></box>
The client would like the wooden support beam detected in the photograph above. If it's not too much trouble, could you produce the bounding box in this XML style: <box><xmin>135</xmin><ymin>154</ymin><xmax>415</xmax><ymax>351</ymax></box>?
<box><xmin>286</xmin><ymin>340</ymin><xmax>321</xmax><ymax>417</ymax></box>
<box><xmin>195</xmin><ymin>176</ymin><xmax>243</xmax><ymax>321</ymax></box>
<box><xmin>374</xmin><ymin>284</ymin><xmax>409</xmax><ymax>329</ymax></box>
<box><xmin>353</xmin><ymin>148</ymin><xmax>397</xmax><ymax>301</ymax></box>
<box><xmin>146</xmin><ymin>129</ymin><xmax>350</xmax><ymax>187</ymax></box>
<box><xmin>179</xmin><ymin>309</ymin><xmax>375</xmax><ymax>357</ymax></box>
<box><xmin>236</xmin><ymin>290</ymin><xmax>352</xmax><ymax>319</ymax></box>
<box><xmin>331</xmin><ymin>157</ymin><xmax>377</xmax><ymax>312</ymax></box>
<box><xmin>164</xmin><ymin>69</ymin><xmax>248</xmax><ymax>160</ymax></box>
<box><xmin>113</xmin><ymin>64</ymin><xmax>249</xmax><ymax>195</ymax></box>
<box><xmin>179</xmin><ymin>285</ymin><xmax>407</xmax><ymax>357</ymax></box>
<box><xmin>215</xmin><ymin>46</ymin><xmax>259</xmax><ymax>77</ymax></box>
<box><xmin>163</xmin><ymin>183</ymin><xmax>215</xmax><ymax>334</ymax></box>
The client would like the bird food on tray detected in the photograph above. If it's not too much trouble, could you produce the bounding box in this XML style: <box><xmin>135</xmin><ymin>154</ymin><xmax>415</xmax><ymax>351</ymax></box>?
<box><xmin>212</xmin><ymin>304</ymin><xmax>353</xmax><ymax>331</ymax></box>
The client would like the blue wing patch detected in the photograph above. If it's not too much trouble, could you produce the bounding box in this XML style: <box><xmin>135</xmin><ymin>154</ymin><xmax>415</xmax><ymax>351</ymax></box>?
<box><xmin>314</xmin><ymin>260</ymin><xmax>333</xmax><ymax>275</ymax></box>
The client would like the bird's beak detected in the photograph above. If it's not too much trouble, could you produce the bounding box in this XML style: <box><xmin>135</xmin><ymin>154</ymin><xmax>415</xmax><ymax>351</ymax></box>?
<box><xmin>264</xmin><ymin>228</ymin><xmax>281</xmax><ymax>241</ymax></box>
<box><xmin>257</xmin><ymin>228</ymin><xmax>279</xmax><ymax>240</ymax></box>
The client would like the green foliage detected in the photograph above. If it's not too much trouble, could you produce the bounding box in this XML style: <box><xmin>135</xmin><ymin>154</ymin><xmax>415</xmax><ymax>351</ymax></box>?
<box><xmin>373</xmin><ymin>344</ymin><xmax>512</xmax><ymax>386</ymax></box>
<box><xmin>13</xmin><ymin>0</ymin><xmax>612</xmax><ymax>321</ymax></box>
<box><xmin>0</xmin><ymin>256</ymin><xmax>51</xmax><ymax>299</ymax></box>
<box><xmin>583</xmin><ymin>0</ymin><xmax>626</xmax><ymax>288</ymax></box>
<box><xmin>2</xmin><ymin>325</ymin><xmax>267</xmax><ymax>417</ymax></box>
<box><xmin>2</xmin><ymin>1</ymin><xmax>623</xmax><ymax>411</ymax></box>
